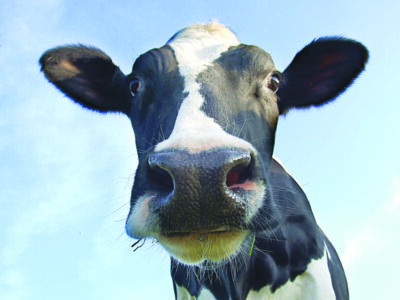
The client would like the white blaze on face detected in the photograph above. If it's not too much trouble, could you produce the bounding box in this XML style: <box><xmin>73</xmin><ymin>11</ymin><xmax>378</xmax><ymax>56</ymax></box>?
<box><xmin>155</xmin><ymin>23</ymin><xmax>253</xmax><ymax>153</ymax></box>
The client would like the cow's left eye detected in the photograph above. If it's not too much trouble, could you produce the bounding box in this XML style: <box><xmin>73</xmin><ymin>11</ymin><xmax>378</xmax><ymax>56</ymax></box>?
<box><xmin>266</xmin><ymin>73</ymin><xmax>281</xmax><ymax>93</ymax></box>
<box><xmin>129</xmin><ymin>78</ymin><xmax>141</xmax><ymax>97</ymax></box>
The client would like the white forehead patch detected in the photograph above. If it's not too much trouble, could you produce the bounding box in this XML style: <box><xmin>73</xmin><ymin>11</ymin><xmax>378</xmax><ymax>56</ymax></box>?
<box><xmin>168</xmin><ymin>22</ymin><xmax>240</xmax><ymax>51</ymax></box>
<box><xmin>156</xmin><ymin>23</ymin><xmax>250</xmax><ymax>152</ymax></box>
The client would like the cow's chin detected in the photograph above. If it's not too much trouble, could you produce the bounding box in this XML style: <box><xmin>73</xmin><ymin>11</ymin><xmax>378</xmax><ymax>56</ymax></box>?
<box><xmin>157</xmin><ymin>230</ymin><xmax>249</xmax><ymax>264</ymax></box>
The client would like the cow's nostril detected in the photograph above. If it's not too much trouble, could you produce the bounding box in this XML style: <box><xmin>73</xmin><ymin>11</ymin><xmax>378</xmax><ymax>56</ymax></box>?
<box><xmin>226</xmin><ymin>158</ymin><xmax>253</xmax><ymax>190</ymax></box>
<box><xmin>149</xmin><ymin>163</ymin><xmax>174</xmax><ymax>195</ymax></box>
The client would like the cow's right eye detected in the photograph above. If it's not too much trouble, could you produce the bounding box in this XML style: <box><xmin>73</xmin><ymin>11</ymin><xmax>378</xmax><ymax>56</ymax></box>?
<box><xmin>129</xmin><ymin>79</ymin><xmax>141</xmax><ymax>97</ymax></box>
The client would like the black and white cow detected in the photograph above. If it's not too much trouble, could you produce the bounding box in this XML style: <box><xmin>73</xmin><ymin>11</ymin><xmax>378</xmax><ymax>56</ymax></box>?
<box><xmin>40</xmin><ymin>23</ymin><xmax>368</xmax><ymax>299</ymax></box>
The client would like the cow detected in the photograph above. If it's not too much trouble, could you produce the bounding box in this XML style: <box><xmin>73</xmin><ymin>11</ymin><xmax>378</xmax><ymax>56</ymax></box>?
<box><xmin>40</xmin><ymin>22</ymin><xmax>368</xmax><ymax>299</ymax></box>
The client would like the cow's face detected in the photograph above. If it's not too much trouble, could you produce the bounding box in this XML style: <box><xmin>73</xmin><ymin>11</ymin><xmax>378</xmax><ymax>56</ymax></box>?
<box><xmin>125</xmin><ymin>24</ymin><xmax>281</xmax><ymax>264</ymax></box>
<box><xmin>40</xmin><ymin>23</ymin><xmax>368</xmax><ymax>266</ymax></box>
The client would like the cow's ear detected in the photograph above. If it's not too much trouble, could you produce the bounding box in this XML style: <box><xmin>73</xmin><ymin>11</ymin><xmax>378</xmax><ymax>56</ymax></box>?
<box><xmin>277</xmin><ymin>38</ymin><xmax>368</xmax><ymax>114</ymax></box>
<box><xmin>40</xmin><ymin>45</ymin><xmax>131</xmax><ymax>115</ymax></box>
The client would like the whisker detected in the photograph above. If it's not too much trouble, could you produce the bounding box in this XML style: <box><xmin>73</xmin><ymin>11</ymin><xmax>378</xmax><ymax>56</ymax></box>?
<box><xmin>131</xmin><ymin>239</ymin><xmax>146</xmax><ymax>252</ymax></box>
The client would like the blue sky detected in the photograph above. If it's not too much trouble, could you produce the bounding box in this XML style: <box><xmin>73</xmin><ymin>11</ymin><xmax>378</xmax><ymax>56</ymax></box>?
<box><xmin>0</xmin><ymin>0</ymin><xmax>399</xmax><ymax>299</ymax></box>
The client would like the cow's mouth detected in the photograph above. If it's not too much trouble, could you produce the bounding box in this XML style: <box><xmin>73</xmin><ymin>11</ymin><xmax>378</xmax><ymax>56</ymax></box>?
<box><xmin>162</xmin><ymin>227</ymin><xmax>230</xmax><ymax>237</ymax></box>
<box><xmin>157</xmin><ymin>229</ymin><xmax>249</xmax><ymax>264</ymax></box>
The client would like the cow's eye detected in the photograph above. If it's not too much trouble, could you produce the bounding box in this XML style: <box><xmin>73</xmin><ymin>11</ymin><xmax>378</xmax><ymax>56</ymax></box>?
<box><xmin>267</xmin><ymin>73</ymin><xmax>281</xmax><ymax>93</ymax></box>
<box><xmin>129</xmin><ymin>78</ymin><xmax>141</xmax><ymax>97</ymax></box>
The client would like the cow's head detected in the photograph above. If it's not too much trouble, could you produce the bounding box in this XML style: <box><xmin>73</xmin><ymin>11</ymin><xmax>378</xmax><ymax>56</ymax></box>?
<box><xmin>40</xmin><ymin>23</ymin><xmax>368</xmax><ymax>265</ymax></box>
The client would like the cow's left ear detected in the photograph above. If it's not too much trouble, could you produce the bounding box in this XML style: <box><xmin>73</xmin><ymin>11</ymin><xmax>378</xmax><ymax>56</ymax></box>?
<box><xmin>40</xmin><ymin>45</ymin><xmax>131</xmax><ymax>115</ymax></box>
<box><xmin>277</xmin><ymin>38</ymin><xmax>368</xmax><ymax>114</ymax></box>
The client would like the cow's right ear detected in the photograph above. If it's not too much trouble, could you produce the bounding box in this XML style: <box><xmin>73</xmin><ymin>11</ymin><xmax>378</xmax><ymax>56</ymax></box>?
<box><xmin>40</xmin><ymin>45</ymin><xmax>131</xmax><ymax>115</ymax></box>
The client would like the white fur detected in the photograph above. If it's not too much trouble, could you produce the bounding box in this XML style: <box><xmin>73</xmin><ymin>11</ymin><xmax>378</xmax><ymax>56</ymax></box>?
<box><xmin>155</xmin><ymin>23</ymin><xmax>249</xmax><ymax>154</ymax></box>
<box><xmin>175</xmin><ymin>284</ymin><xmax>215</xmax><ymax>300</ymax></box>
<box><xmin>198</xmin><ymin>288</ymin><xmax>215</xmax><ymax>300</ymax></box>
<box><xmin>125</xmin><ymin>193</ymin><xmax>158</xmax><ymax>238</ymax></box>
<box><xmin>175</xmin><ymin>284</ymin><xmax>192</xmax><ymax>300</ymax></box>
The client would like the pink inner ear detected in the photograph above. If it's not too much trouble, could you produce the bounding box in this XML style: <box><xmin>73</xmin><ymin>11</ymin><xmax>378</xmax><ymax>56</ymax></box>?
<box><xmin>306</xmin><ymin>70</ymin><xmax>334</xmax><ymax>94</ymax></box>
<box><xmin>319</xmin><ymin>53</ymin><xmax>346</xmax><ymax>69</ymax></box>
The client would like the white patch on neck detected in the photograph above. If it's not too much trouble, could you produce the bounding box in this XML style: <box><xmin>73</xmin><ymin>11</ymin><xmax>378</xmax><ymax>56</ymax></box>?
<box><xmin>246</xmin><ymin>246</ymin><xmax>336</xmax><ymax>300</ymax></box>
<box><xmin>155</xmin><ymin>23</ymin><xmax>251</xmax><ymax>153</ymax></box>
<box><xmin>175</xmin><ymin>283</ymin><xmax>215</xmax><ymax>300</ymax></box>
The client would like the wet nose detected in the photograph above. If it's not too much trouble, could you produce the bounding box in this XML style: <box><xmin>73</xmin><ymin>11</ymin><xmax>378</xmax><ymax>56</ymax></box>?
<box><xmin>146</xmin><ymin>148</ymin><xmax>256</xmax><ymax>231</ymax></box>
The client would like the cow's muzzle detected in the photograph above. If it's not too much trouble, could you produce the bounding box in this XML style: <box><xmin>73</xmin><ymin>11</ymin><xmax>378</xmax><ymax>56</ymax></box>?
<box><xmin>146</xmin><ymin>148</ymin><xmax>263</xmax><ymax>233</ymax></box>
